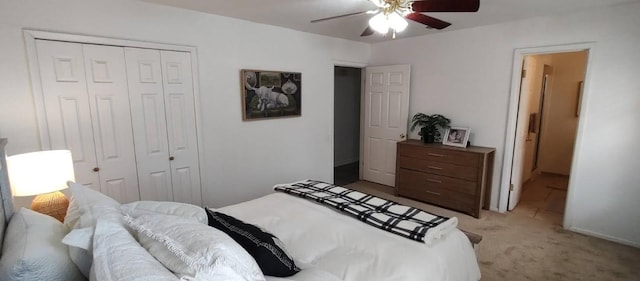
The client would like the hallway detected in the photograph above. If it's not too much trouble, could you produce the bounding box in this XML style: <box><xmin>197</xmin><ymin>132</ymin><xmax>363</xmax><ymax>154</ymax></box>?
<box><xmin>333</xmin><ymin>161</ymin><xmax>359</xmax><ymax>186</ymax></box>
<box><xmin>513</xmin><ymin>173</ymin><xmax>569</xmax><ymax>226</ymax></box>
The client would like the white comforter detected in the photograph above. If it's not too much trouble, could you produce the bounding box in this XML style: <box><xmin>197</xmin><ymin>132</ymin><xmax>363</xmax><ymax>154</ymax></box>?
<box><xmin>219</xmin><ymin>193</ymin><xmax>481</xmax><ymax>281</ymax></box>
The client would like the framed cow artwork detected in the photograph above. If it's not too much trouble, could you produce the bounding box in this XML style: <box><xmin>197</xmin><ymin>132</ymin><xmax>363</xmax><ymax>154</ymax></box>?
<box><xmin>241</xmin><ymin>69</ymin><xmax>301</xmax><ymax>121</ymax></box>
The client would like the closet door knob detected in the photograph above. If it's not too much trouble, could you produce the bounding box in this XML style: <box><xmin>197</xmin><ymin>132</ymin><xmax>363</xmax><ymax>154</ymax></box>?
<box><xmin>93</xmin><ymin>167</ymin><xmax>100</xmax><ymax>172</ymax></box>
<box><xmin>169</xmin><ymin>156</ymin><xmax>175</xmax><ymax>161</ymax></box>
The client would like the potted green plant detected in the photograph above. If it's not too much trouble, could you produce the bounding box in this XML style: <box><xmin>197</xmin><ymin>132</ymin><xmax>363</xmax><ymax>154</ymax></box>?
<box><xmin>410</xmin><ymin>113</ymin><xmax>451</xmax><ymax>143</ymax></box>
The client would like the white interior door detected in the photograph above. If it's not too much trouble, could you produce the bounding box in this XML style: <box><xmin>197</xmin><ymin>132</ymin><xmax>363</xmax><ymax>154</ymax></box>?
<box><xmin>509</xmin><ymin>61</ymin><xmax>554</xmax><ymax>210</ymax></box>
<box><xmin>35</xmin><ymin>40</ymin><xmax>101</xmax><ymax>190</ymax></box>
<box><xmin>125</xmin><ymin>47</ymin><xmax>174</xmax><ymax>202</ymax></box>
<box><xmin>160</xmin><ymin>50</ymin><xmax>202</xmax><ymax>206</ymax></box>
<box><xmin>508</xmin><ymin>59</ymin><xmax>529</xmax><ymax>211</ymax></box>
<box><xmin>362</xmin><ymin>65</ymin><xmax>410</xmax><ymax>187</ymax></box>
<box><xmin>82</xmin><ymin>44</ymin><xmax>140</xmax><ymax>203</ymax></box>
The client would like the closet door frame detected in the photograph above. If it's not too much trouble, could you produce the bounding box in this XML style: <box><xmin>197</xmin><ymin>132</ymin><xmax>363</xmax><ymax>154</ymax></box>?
<box><xmin>24</xmin><ymin>30</ymin><xmax>204</xmax><ymax>202</ymax></box>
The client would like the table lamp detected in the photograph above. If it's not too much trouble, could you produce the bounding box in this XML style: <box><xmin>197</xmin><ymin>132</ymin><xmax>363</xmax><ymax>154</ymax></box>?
<box><xmin>7</xmin><ymin>150</ymin><xmax>75</xmax><ymax>222</ymax></box>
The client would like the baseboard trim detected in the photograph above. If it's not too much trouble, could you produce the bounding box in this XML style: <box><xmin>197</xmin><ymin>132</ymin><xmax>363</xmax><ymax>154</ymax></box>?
<box><xmin>568</xmin><ymin>226</ymin><xmax>640</xmax><ymax>248</ymax></box>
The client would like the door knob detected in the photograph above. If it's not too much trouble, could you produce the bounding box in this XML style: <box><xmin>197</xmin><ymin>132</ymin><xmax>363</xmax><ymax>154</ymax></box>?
<box><xmin>93</xmin><ymin>167</ymin><xmax>100</xmax><ymax>172</ymax></box>
<box><xmin>169</xmin><ymin>156</ymin><xmax>175</xmax><ymax>161</ymax></box>
<box><xmin>400</xmin><ymin>133</ymin><xmax>406</xmax><ymax>139</ymax></box>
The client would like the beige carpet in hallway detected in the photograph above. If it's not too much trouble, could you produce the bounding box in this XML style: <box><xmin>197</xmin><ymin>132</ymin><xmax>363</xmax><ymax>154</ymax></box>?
<box><xmin>345</xmin><ymin>180</ymin><xmax>640</xmax><ymax>281</ymax></box>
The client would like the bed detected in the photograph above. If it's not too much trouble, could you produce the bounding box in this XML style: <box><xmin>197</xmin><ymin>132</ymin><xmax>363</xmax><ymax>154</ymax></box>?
<box><xmin>0</xmin><ymin>138</ymin><xmax>481</xmax><ymax>281</ymax></box>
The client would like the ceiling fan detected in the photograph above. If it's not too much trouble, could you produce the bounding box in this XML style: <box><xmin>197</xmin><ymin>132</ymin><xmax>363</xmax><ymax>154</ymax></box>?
<box><xmin>311</xmin><ymin>0</ymin><xmax>479</xmax><ymax>38</ymax></box>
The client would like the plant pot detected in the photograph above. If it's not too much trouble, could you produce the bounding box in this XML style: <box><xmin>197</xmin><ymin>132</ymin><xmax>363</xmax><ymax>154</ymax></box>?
<box><xmin>423</xmin><ymin>134</ymin><xmax>436</xmax><ymax>143</ymax></box>
<box><xmin>421</xmin><ymin>127</ymin><xmax>435</xmax><ymax>143</ymax></box>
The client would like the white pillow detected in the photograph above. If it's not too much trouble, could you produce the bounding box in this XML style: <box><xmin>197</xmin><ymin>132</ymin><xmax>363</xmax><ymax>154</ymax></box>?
<box><xmin>61</xmin><ymin>227</ymin><xmax>94</xmax><ymax>278</ymax></box>
<box><xmin>62</xmin><ymin>182</ymin><xmax>121</xmax><ymax>278</ymax></box>
<box><xmin>92</xmin><ymin>218</ymin><xmax>179</xmax><ymax>281</ymax></box>
<box><xmin>189</xmin><ymin>267</ymin><xmax>258</xmax><ymax>280</ymax></box>
<box><xmin>62</xmin><ymin>227</ymin><xmax>94</xmax><ymax>250</ymax></box>
<box><xmin>64</xmin><ymin>182</ymin><xmax>120</xmax><ymax>229</ymax></box>
<box><xmin>0</xmin><ymin>208</ymin><xmax>86</xmax><ymax>281</ymax></box>
<box><xmin>125</xmin><ymin>214</ymin><xmax>265</xmax><ymax>281</ymax></box>
<box><xmin>121</xmin><ymin>201</ymin><xmax>207</xmax><ymax>224</ymax></box>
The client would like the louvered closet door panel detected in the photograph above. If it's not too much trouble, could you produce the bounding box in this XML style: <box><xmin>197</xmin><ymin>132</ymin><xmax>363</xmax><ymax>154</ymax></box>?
<box><xmin>35</xmin><ymin>40</ymin><xmax>100</xmax><ymax>190</ymax></box>
<box><xmin>82</xmin><ymin>44</ymin><xmax>140</xmax><ymax>203</ymax></box>
<box><xmin>161</xmin><ymin>50</ymin><xmax>201</xmax><ymax>206</ymax></box>
<box><xmin>124</xmin><ymin>47</ymin><xmax>173</xmax><ymax>202</ymax></box>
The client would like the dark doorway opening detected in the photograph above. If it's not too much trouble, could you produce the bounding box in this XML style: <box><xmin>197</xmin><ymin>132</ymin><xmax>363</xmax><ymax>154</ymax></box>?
<box><xmin>333</xmin><ymin>66</ymin><xmax>362</xmax><ymax>186</ymax></box>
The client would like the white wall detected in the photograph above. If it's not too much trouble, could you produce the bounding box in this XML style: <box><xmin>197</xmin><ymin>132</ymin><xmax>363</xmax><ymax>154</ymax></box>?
<box><xmin>370</xmin><ymin>2</ymin><xmax>640</xmax><ymax>246</ymax></box>
<box><xmin>0</xmin><ymin>0</ymin><xmax>370</xmax><ymax>207</ymax></box>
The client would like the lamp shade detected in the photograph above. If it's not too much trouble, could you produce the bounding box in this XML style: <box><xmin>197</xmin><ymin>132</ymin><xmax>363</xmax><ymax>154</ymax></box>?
<box><xmin>8</xmin><ymin>150</ymin><xmax>75</xmax><ymax>197</ymax></box>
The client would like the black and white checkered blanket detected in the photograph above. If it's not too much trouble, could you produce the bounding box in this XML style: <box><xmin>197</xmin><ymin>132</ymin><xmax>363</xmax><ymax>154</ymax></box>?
<box><xmin>274</xmin><ymin>180</ymin><xmax>458</xmax><ymax>245</ymax></box>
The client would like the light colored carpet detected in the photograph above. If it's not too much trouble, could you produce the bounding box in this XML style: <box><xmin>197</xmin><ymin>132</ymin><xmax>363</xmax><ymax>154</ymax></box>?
<box><xmin>345</xmin><ymin>181</ymin><xmax>640</xmax><ymax>281</ymax></box>
<box><xmin>544</xmin><ymin>173</ymin><xmax>570</xmax><ymax>191</ymax></box>
<box><xmin>545</xmin><ymin>195</ymin><xmax>567</xmax><ymax>214</ymax></box>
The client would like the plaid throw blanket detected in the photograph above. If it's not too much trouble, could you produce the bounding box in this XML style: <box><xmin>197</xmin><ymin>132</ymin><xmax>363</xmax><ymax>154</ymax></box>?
<box><xmin>274</xmin><ymin>180</ymin><xmax>458</xmax><ymax>245</ymax></box>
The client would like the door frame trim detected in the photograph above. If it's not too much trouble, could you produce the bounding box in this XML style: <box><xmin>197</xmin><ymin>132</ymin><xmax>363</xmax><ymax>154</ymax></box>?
<box><xmin>499</xmin><ymin>42</ymin><xmax>596</xmax><ymax>225</ymax></box>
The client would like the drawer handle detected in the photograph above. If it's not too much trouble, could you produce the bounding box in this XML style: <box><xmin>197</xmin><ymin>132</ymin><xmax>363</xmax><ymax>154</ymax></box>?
<box><xmin>427</xmin><ymin>153</ymin><xmax>444</xmax><ymax>157</ymax></box>
<box><xmin>427</xmin><ymin>179</ymin><xmax>442</xmax><ymax>184</ymax></box>
<box><xmin>427</xmin><ymin>166</ymin><xmax>443</xmax><ymax>170</ymax></box>
<box><xmin>426</xmin><ymin>190</ymin><xmax>441</xmax><ymax>196</ymax></box>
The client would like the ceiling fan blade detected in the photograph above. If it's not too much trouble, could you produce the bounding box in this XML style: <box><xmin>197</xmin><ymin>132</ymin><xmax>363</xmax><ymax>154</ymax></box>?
<box><xmin>311</xmin><ymin>10</ymin><xmax>371</xmax><ymax>23</ymax></box>
<box><xmin>361</xmin><ymin>26</ymin><xmax>375</xmax><ymax>37</ymax></box>
<box><xmin>410</xmin><ymin>0</ymin><xmax>480</xmax><ymax>12</ymax></box>
<box><xmin>405</xmin><ymin>13</ymin><xmax>451</xmax><ymax>30</ymax></box>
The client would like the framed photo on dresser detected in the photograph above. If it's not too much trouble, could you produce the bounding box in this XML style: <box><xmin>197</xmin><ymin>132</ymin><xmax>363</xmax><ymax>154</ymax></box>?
<box><xmin>442</xmin><ymin>127</ymin><xmax>470</xmax><ymax>147</ymax></box>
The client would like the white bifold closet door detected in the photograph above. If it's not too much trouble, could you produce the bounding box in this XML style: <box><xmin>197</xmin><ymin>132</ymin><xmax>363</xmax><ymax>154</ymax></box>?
<box><xmin>34</xmin><ymin>39</ymin><xmax>201</xmax><ymax>206</ymax></box>
<box><xmin>35</xmin><ymin>40</ymin><xmax>140</xmax><ymax>203</ymax></box>
<box><xmin>125</xmin><ymin>48</ymin><xmax>201</xmax><ymax>205</ymax></box>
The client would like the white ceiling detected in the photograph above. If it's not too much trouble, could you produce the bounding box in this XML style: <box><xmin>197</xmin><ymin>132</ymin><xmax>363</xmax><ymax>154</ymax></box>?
<box><xmin>141</xmin><ymin>0</ymin><xmax>638</xmax><ymax>43</ymax></box>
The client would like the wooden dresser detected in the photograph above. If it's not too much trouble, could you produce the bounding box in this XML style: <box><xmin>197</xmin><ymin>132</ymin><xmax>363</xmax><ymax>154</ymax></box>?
<box><xmin>395</xmin><ymin>140</ymin><xmax>495</xmax><ymax>218</ymax></box>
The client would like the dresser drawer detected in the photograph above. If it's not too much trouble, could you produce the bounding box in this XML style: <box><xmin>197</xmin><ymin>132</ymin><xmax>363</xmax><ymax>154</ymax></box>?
<box><xmin>397</xmin><ymin>168</ymin><xmax>477</xmax><ymax>195</ymax></box>
<box><xmin>397</xmin><ymin>175</ymin><xmax>475</xmax><ymax>214</ymax></box>
<box><xmin>398</xmin><ymin>156</ymin><xmax>478</xmax><ymax>182</ymax></box>
<box><xmin>399</xmin><ymin>190</ymin><xmax>475</xmax><ymax>216</ymax></box>
<box><xmin>395</xmin><ymin>140</ymin><xmax>496</xmax><ymax>218</ymax></box>
<box><xmin>398</xmin><ymin>144</ymin><xmax>480</xmax><ymax>167</ymax></box>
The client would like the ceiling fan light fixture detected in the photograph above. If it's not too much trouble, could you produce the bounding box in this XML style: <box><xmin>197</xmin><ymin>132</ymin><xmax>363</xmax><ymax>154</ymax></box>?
<box><xmin>388</xmin><ymin>11</ymin><xmax>408</xmax><ymax>32</ymax></box>
<box><xmin>369</xmin><ymin>13</ymin><xmax>390</xmax><ymax>34</ymax></box>
<box><xmin>314</xmin><ymin>0</ymin><xmax>477</xmax><ymax>38</ymax></box>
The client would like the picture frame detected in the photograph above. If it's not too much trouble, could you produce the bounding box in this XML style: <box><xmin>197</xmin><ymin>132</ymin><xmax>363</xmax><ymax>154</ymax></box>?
<box><xmin>241</xmin><ymin>69</ymin><xmax>301</xmax><ymax>121</ymax></box>
<box><xmin>442</xmin><ymin>127</ymin><xmax>471</xmax><ymax>147</ymax></box>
